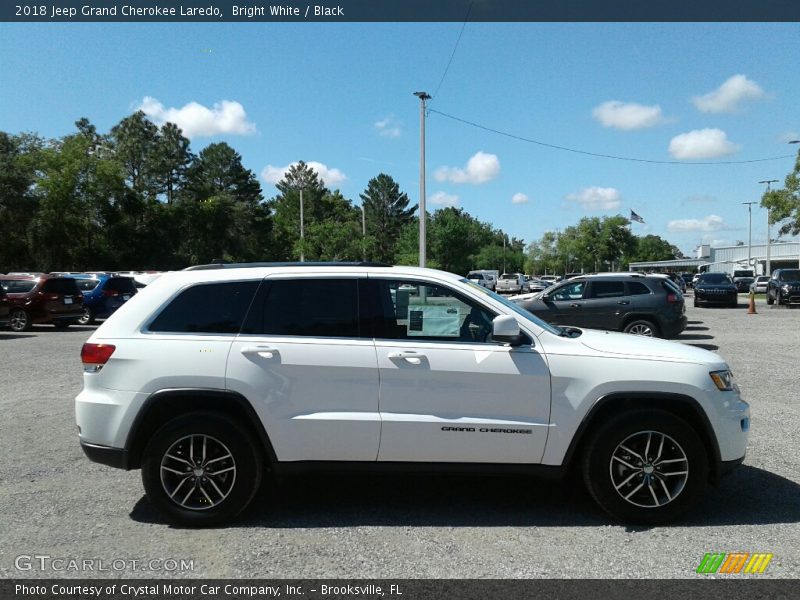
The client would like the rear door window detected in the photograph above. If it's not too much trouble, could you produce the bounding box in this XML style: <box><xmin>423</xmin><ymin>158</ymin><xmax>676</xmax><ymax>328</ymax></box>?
<box><xmin>242</xmin><ymin>278</ymin><xmax>361</xmax><ymax>338</ymax></box>
<box><xmin>149</xmin><ymin>281</ymin><xmax>260</xmax><ymax>334</ymax></box>
<box><xmin>587</xmin><ymin>280</ymin><xmax>625</xmax><ymax>298</ymax></box>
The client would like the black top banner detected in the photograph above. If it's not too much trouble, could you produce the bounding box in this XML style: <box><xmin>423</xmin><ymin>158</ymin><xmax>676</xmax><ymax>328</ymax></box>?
<box><xmin>3</xmin><ymin>0</ymin><xmax>800</xmax><ymax>23</ymax></box>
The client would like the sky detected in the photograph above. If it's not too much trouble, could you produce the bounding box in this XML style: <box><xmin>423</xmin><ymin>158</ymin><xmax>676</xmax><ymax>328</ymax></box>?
<box><xmin>1</xmin><ymin>22</ymin><xmax>799</xmax><ymax>256</ymax></box>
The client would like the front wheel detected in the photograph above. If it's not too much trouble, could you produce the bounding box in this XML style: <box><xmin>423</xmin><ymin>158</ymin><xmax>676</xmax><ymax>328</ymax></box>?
<box><xmin>141</xmin><ymin>411</ymin><xmax>264</xmax><ymax>526</ymax></box>
<box><xmin>582</xmin><ymin>410</ymin><xmax>708</xmax><ymax>525</ymax></box>
<box><xmin>767</xmin><ymin>291</ymin><xmax>774</xmax><ymax>305</ymax></box>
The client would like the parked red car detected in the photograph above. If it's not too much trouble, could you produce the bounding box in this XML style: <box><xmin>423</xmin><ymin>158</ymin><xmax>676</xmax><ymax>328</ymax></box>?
<box><xmin>0</xmin><ymin>275</ymin><xmax>84</xmax><ymax>332</ymax></box>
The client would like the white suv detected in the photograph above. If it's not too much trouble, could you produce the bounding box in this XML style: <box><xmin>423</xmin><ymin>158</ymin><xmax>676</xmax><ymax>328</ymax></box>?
<box><xmin>76</xmin><ymin>263</ymin><xmax>750</xmax><ymax>526</ymax></box>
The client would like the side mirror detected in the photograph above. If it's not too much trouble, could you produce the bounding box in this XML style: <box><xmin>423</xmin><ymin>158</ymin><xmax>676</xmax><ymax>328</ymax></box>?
<box><xmin>493</xmin><ymin>314</ymin><xmax>526</xmax><ymax>346</ymax></box>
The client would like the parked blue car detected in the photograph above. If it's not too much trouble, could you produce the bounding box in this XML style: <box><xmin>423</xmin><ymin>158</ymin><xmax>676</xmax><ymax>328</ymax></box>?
<box><xmin>63</xmin><ymin>274</ymin><xmax>137</xmax><ymax>324</ymax></box>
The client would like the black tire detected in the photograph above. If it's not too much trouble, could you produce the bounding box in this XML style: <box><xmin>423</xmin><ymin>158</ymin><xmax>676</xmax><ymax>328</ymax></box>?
<box><xmin>776</xmin><ymin>292</ymin><xmax>784</xmax><ymax>306</ymax></box>
<box><xmin>622</xmin><ymin>319</ymin><xmax>659</xmax><ymax>337</ymax></box>
<box><xmin>581</xmin><ymin>410</ymin><xmax>708</xmax><ymax>525</ymax></box>
<box><xmin>9</xmin><ymin>308</ymin><xmax>31</xmax><ymax>332</ymax></box>
<box><xmin>766</xmin><ymin>291</ymin><xmax>774</xmax><ymax>305</ymax></box>
<box><xmin>77</xmin><ymin>307</ymin><xmax>94</xmax><ymax>325</ymax></box>
<box><xmin>141</xmin><ymin>411</ymin><xmax>263</xmax><ymax>526</ymax></box>
<box><xmin>693</xmin><ymin>297</ymin><xmax>699</xmax><ymax>308</ymax></box>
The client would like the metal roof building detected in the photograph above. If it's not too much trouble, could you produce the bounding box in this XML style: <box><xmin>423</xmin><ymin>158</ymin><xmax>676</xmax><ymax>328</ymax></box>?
<box><xmin>629</xmin><ymin>241</ymin><xmax>800</xmax><ymax>275</ymax></box>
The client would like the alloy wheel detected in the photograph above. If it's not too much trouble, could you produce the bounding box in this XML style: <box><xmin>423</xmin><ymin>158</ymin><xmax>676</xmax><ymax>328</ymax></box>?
<box><xmin>160</xmin><ymin>434</ymin><xmax>237</xmax><ymax>511</ymax></box>
<box><xmin>609</xmin><ymin>430</ymin><xmax>689</xmax><ymax>508</ymax></box>
<box><xmin>10</xmin><ymin>309</ymin><xmax>28</xmax><ymax>332</ymax></box>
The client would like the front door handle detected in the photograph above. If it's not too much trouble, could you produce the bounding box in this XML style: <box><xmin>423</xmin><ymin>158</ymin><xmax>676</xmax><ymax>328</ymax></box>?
<box><xmin>388</xmin><ymin>351</ymin><xmax>425</xmax><ymax>365</ymax></box>
<box><xmin>241</xmin><ymin>345</ymin><xmax>279</xmax><ymax>358</ymax></box>
<box><xmin>617</xmin><ymin>300</ymin><xmax>630</xmax><ymax>305</ymax></box>
<box><xmin>569</xmin><ymin>303</ymin><xmax>582</xmax><ymax>308</ymax></box>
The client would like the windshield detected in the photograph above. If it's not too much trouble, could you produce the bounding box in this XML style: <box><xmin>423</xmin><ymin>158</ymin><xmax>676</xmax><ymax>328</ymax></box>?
<box><xmin>698</xmin><ymin>273</ymin><xmax>731</xmax><ymax>284</ymax></box>
<box><xmin>778</xmin><ymin>270</ymin><xmax>800</xmax><ymax>282</ymax></box>
<box><xmin>461</xmin><ymin>278</ymin><xmax>561</xmax><ymax>335</ymax></box>
<box><xmin>500</xmin><ymin>274</ymin><xmax>518</xmax><ymax>280</ymax></box>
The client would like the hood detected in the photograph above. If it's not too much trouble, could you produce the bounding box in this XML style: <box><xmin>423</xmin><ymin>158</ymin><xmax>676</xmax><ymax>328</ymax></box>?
<box><xmin>577</xmin><ymin>328</ymin><xmax>722</xmax><ymax>365</ymax></box>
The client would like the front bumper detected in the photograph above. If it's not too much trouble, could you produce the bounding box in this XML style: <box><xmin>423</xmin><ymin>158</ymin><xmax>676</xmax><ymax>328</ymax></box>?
<box><xmin>80</xmin><ymin>440</ymin><xmax>130</xmax><ymax>469</ymax></box>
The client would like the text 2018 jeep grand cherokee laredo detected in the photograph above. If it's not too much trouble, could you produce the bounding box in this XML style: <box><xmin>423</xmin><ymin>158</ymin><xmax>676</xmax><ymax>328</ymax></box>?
<box><xmin>76</xmin><ymin>263</ymin><xmax>749</xmax><ymax>526</ymax></box>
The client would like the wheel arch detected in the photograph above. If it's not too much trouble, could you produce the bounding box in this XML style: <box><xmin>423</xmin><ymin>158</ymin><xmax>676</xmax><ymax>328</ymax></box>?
<box><xmin>561</xmin><ymin>392</ymin><xmax>722</xmax><ymax>484</ymax></box>
<box><xmin>125</xmin><ymin>388</ymin><xmax>277</xmax><ymax>470</ymax></box>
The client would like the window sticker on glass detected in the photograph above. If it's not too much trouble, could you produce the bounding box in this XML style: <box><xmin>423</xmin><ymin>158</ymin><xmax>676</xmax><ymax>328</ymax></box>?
<box><xmin>406</xmin><ymin>305</ymin><xmax>461</xmax><ymax>337</ymax></box>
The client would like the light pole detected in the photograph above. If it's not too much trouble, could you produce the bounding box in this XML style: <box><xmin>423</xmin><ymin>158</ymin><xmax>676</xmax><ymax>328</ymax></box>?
<box><xmin>414</xmin><ymin>91</ymin><xmax>431</xmax><ymax>268</ymax></box>
<box><xmin>742</xmin><ymin>201</ymin><xmax>756</xmax><ymax>272</ymax></box>
<box><xmin>299</xmin><ymin>188</ymin><xmax>304</xmax><ymax>263</ymax></box>
<box><xmin>759</xmin><ymin>179</ymin><xmax>778</xmax><ymax>275</ymax></box>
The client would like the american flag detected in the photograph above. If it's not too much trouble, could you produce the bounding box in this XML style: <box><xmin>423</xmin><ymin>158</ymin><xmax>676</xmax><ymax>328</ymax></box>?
<box><xmin>630</xmin><ymin>210</ymin><xmax>645</xmax><ymax>224</ymax></box>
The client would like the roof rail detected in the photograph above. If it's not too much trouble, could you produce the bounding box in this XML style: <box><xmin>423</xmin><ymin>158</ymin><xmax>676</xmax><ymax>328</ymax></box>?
<box><xmin>183</xmin><ymin>261</ymin><xmax>393</xmax><ymax>271</ymax></box>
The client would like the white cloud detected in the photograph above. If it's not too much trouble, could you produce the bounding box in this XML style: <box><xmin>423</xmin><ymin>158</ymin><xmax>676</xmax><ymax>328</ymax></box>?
<box><xmin>565</xmin><ymin>186</ymin><xmax>621</xmax><ymax>211</ymax></box>
<box><xmin>138</xmin><ymin>96</ymin><xmax>256</xmax><ymax>138</ymax></box>
<box><xmin>692</xmin><ymin>74</ymin><xmax>766</xmax><ymax>113</ymax></box>
<box><xmin>260</xmin><ymin>161</ymin><xmax>347</xmax><ymax>187</ymax></box>
<box><xmin>668</xmin><ymin>129</ymin><xmax>740</xmax><ymax>159</ymax></box>
<box><xmin>374</xmin><ymin>116</ymin><xmax>401</xmax><ymax>138</ymax></box>
<box><xmin>430</xmin><ymin>191</ymin><xmax>459</xmax><ymax>207</ymax></box>
<box><xmin>511</xmin><ymin>192</ymin><xmax>529</xmax><ymax>205</ymax></box>
<box><xmin>434</xmin><ymin>151</ymin><xmax>500</xmax><ymax>185</ymax></box>
<box><xmin>667</xmin><ymin>214</ymin><xmax>728</xmax><ymax>232</ymax></box>
<box><xmin>591</xmin><ymin>101</ymin><xmax>666</xmax><ymax>130</ymax></box>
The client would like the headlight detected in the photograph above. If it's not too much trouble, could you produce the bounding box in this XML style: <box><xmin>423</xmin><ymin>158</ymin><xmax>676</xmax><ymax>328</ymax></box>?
<box><xmin>782</xmin><ymin>284</ymin><xmax>791</xmax><ymax>292</ymax></box>
<box><xmin>710</xmin><ymin>369</ymin><xmax>734</xmax><ymax>391</ymax></box>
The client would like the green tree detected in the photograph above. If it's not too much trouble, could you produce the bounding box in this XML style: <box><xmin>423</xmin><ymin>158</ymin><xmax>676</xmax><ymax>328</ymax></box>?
<box><xmin>762</xmin><ymin>146</ymin><xmax>800</xmax><ymax>237</ymax></box>
<box><xmin>185</xmin><ymin>142</ymin><xmax>262</xmax><ymax>205</ymax></box>
<box><xmin>359</xmin><ymin>173</ymin><xmax>416</xmax><ymax>263</ymax></box>
<box><xmin>153</xmin><ymin>122</ymin><xmax>192</xmax><ymax>204</ymax></box>
<box><xmin>0</xmin><ymin>132</ymin><xmax>41</xmax><ymax>271</ymax></box>
<box><xmin>428</xmin><ymin>207</ymin><xmax>488</xmax><ymax>275</ymax></box>
<box><xmin>109</xmin><ymin>111</ymin><xmax>161</xmax><ymax>199</ymax></box>
<box><xmin>629</xmin><ymin>234</ymin><xmax>681</xmax><ymax>263</ymax></box>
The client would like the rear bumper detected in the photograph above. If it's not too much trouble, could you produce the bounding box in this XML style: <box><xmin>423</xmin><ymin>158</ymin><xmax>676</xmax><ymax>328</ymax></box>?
<box><xmin>80</xmin><ymin>440</ymin><xmax>130</xmax><ymax>470</ymax></box>
<box><xmin>659</xmin><ymin>314</ymin><xmax>688</xmax><ymax>338</ymax></box>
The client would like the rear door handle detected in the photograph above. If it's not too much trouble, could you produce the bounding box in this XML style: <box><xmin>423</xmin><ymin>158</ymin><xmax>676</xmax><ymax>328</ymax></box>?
<box><xmin>241</xmin><ymin>345</ymin><xmax>279</xmax><ymax>358</ymax></box>
<box><xmin>617</xmin><ymin>300</ymin><xmax>630</xmax><ymax>305</ymax></box>
<box><xmin>388</xmin><ymin>351</ymin><xmax>425</xmax><ymax>365</ymax></box>
<box><xmin>569</xmin><ymin>303</ymin><xmax>582</xmax><ymax>308</ymax></box>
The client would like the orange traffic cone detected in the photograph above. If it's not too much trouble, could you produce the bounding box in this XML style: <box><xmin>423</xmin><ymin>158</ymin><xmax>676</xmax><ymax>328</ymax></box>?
<box><xmin>748</xmin><ymin>290</ymin><xmax>757</xmax><ymax>314</ymax></box>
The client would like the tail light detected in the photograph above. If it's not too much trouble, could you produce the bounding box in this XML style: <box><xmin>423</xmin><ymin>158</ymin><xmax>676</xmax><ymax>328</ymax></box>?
<box><xmin>102</xmin><ymin>290</ymin><xmax>120</xmax><ymax>297</ymax></box>
<box><xmin>666</xmin><ymin>293</ymin><xmax>680</xmax><ymax>303</ymax></box>
<box><xmin>81</xmin><ymin>343</ymin><xmax>116</xmax><ymax>372</ymax></box>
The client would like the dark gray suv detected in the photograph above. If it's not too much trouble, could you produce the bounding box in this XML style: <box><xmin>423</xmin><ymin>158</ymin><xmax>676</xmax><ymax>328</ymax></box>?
<box><xmin>512</xmin><ymin>274</ymin><xmax>687</xmax><ymax>338</ymax></box>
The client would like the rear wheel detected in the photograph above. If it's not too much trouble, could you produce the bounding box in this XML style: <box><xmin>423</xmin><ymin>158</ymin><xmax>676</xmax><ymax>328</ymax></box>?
<box><xmin>9</xmin><ymin>308</ymin><xmax>31</xmax><ymax>332</ymax></box>
<box><xmin>77</xmin><ymin>307</ymin><xmax>94</xmax><ymax>325</ymax></box>
<box><xmin>141</xmin><ymin>411</ymin><xmax>263</xmax><ymax>526</ymax></box>
<box><xmin>582</xmin><ymin>410</ymin><xmax>708</xmax><ymax>525</ymax></box>
<box><xmin>623</xmin><ymin>319</ymin><xmax>658</xmax><ymax>337</ymax></box>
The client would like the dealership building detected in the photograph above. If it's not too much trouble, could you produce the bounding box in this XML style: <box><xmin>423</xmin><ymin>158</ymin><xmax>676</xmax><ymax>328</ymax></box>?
<box><xmin>629</xmin><ymin>241</ymin><xmax>800</xmax><ymax>275</ymax></box>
